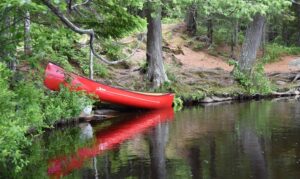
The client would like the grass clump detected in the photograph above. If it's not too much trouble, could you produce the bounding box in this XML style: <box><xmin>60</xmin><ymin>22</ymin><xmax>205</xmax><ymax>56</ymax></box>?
<box><xmin>262</xmin><ymin>43</ymin><xmax>300</xmax><ymax>64</ymax></box>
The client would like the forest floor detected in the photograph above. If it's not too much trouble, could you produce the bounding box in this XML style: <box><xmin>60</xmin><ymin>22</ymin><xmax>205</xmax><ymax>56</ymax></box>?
<box><xmin>100</xmin><ymin>23</ymin><xmax>300</xmax><ymax>102</ymax></box>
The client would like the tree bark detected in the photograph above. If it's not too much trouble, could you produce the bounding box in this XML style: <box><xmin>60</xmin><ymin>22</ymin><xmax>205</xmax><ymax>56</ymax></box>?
<box><xmin>207</xmin><ymin>18</ymin><xmax>213</xmax><ymax>45</ymax></box>
<box><xmin>146</xmin><ymin>1</ymin><xmax>168</xmax><ymax>88</ymax></box>
<box><xmin>231</xmin><ymin>19</ymin><xmax>239</xmax><ymax>59</ymax></box>
<box><xmin>261</xmin><ymin>22</ymin><xmax>267</xmax><ymax>56</ymax></box>
<box><xmin>281</xmin><ymin>20</ymin><xmax>289</xmax><ymax>46</ymax></box>
<box><xmin>89</xmin><ymin>48</ymin><xmax>93</xmax><ymax>79</ymax></box>
<box><xmin>24</xmin><ymin>11</ymin><xmax>32</xmax><ymax>56</ymax></box>
<box><xmin>238</xmin><ymin>14</ymin><xmax>266</xmax><ymax>74</ymax></box>
<box><xmin>185</xmin><ymin>3</ymin><xmax>197</xmax><ymax>36</ymax></box>
<box><xmin>293</xmin><ymin>0</ymin><xmax>300</xmax><ymax>46</ymax></box>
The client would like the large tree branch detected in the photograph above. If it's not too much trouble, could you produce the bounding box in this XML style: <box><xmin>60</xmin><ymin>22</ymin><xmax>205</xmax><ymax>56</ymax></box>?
<box><xmin>41</xmin><ymin>0</ymin><xmax>129</xmax><ymax>65</ymax></box>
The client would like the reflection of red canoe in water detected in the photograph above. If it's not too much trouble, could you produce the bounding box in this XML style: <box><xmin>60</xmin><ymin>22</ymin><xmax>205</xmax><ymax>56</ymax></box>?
<box><xmin>44</xmin><ymin>63</ymin><xmax>174</xmax><ymax>109</ymax></box>
<box><xmin>48</xmin><ymin>108</ymin><xmax>174</xmax><ymax>177</ymax></box>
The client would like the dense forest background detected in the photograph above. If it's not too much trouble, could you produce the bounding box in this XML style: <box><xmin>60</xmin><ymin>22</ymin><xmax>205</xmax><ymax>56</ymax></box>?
<box><xmin>1</xmin><ymin>0</ymin><xmax>300</xmax><ymax>175</ymax></box>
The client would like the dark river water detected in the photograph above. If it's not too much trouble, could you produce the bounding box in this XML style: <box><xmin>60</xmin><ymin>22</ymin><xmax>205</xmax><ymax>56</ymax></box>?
<box><xmin>18</xmin><ymin>99</ymin><xmax>300</xmax><ymax>179</ymax></box>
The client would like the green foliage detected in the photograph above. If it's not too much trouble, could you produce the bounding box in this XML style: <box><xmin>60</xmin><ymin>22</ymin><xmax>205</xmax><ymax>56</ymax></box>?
<box><xmin>200</xmin><ymin>0</ymin><xmax>291</xmax><ymax>20</ymax></box>
<box><xmin>44</xmin><ymin>86</ymin><xmax>94</xmax><ymax>124</ymax></box>
<box><xmin>173</xmin><ymin>96</ymin><xmax>183</xmax><ymax>111</ymax></box>
<box><xmin>182</xmin><ymin>90</ymin><xmax>206</xmax><ymax>101</ymax></box>
<box><xmin>29</xmin><ymin>23</ymin><xmax>109</xmax><ymax>77</ymax></box>
<box><xmin>29</xmin><ymin>24</ymin><xmax>82</xmax><ymax>71</ymax></box>
<box><xmin>101</xmin><ymin>38</ymin><xmax>124</xmax><ymax>60</ymax></box>
<box><xmin>229</xmin><ymin>60</ymin><xmax>273</xmax><ymax>94</ymax></box>
<box><xmin>162</xmin><ymin>17</ymin><xmax>181</xmax><ymax>24</ymax></box>
<box><xmin>0</xmin><ymin>62</ymin><xmax>94</xmax><ymax>173</ymax></box>
<box><xmin>261</xmin><ymin>43</ymin><xmax>300</xmax><ymax>64</ymax></box>
<box><xmin>76</xmin><ymin>0</ymin><xmax>146</xmax><ymax>39</ymax></box>
<box><xmin>0</xmin><ymin>63</ymin><xmax>30</xmax><ymax>173</ymax></box>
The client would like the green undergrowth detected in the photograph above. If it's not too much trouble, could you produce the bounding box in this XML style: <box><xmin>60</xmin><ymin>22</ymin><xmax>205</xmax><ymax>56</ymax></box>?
<box><xmin>28</xmin><ymin>23</ymin><xmax>109</xmax><ymax>78</ymax></box>
<box><xmin>229</xmin><ymin>60</ymin><xmax>274</xmax><ymax>94</ymax></box>
<box><xmin>0</xmin><ymin>62</ymin><xmax>94</xmax><ymax>173</ymax></box>
<box><xmin>261</xmin><ymin>43</ymin><xmax>300</xmax><ymax>64</ymax></box>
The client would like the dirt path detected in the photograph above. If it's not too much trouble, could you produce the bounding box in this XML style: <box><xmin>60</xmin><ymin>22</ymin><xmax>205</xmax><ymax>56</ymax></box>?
<box><xmin>128</xmin><ymin>23</ymin><xmax>300</xmax><ymax>74</ymax></box>
<box><xmin>176</xmin><ymin>49</ymin><xmax>300</xmax><ymax>73</ymax></box>
<box><xmin>265</xmin><ymin>56</ymin><xmax>300</xmax><ymax>73</ymax></box>
<box><xmin>174</xmin><ymin>47</ymin><xmax>233</xmax><ymax>71</ymax></box>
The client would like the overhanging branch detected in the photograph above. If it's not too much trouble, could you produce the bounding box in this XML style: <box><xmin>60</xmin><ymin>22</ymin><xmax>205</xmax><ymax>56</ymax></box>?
<box><xmin>41</xmin><ymin>0</ymin><xmax>132</xmax><ymax>65</ymax></box>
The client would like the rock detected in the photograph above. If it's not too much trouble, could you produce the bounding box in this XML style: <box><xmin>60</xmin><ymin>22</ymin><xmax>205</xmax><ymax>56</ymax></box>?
<box><xmin>211</xmin><ymin>96</ymin><xmax>232</xmax><ymax>102</ymax></box>
<box><xmin>94</xmin><ymin>109</ymin><xmax>119</xmax><ymax>115</ymax></box>
<box><xmin>294</xmin><ymin>90</ymin><xmax>300</xmax><ymax>95</ymax></box>
<box><xmin>288</xmin><ymin>58</ymin><xmax>300</xmax><ymax>68</ymax></box>
<box><xmin>276</xmin><ymin>81</ymin><xmax>287</xmax><ymax>85</ymax></box>
<box><xmin>200</xmin><ymin>97</ymin><xmax>213</xmax><ymax>103</ymax></box>
<box><xmin>79</xmin><ymin>105</ymin><xmax>93</xmax><ymax>117</ymax></box>
<box><xmin>211</xmin><ymin>96</ymin><xmax>222</xmax><ymax>102</ymax></box>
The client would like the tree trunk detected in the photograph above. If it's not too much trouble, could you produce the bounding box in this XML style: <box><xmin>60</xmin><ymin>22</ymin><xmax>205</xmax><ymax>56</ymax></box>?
<box><xmin>293</xmin><ymin>0</ymin><xmax>300</xmax><ymax>46</ymax></box>
<box><xmin>24</xmin><ymin>11</ymin><xmax>32</xmax><ymax>56</ymax></box>
<box><xmin>281</xmin><ymin>21</ymin><xmax>289</xmax><ymax>46</ymax></box>
<box><xmin>185</xmin><ymin>3</ymin><xmax>197</xmax><ymax>36</ymax></box>
<box><xmin>146</xmin><ymin>1</ymin><xmax>168</xmax><ymax>88</ymax></box>
<box><xmin>261</xmin><ymin>22</ymin><xmax>267</xmax><ymax>56</ymax></box>
<box><xmin>207</xmin><ymin>18</ymin><xmax>213</xmax><ymax>45</ymax></box>
<box><xmin>231</xmin><ymin>19</ymin><xmax>239</xmax><ymax>59</ymax></box>
<box><xmin>238</xmin><ymin>14</ymin><xmax>266</xmax><ymax>74</ymax></box>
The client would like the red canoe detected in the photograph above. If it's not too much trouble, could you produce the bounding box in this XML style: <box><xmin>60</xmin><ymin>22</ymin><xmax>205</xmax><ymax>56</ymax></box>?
<box><xmin>48</xmin><ymin>108</ymin><xmax>174</xmax><ymax>177</ymax></box>
<box><xmin>44</xmin><ymin>63</ymin><xmax>174</xmax><ymax>109</ymax></box>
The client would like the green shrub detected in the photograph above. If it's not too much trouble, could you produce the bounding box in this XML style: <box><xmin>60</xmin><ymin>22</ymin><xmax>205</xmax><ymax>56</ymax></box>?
<box><xmin>229</xmin><ymin>60</ymin><xmax>273</xmax><ymax>94</ymax></box>
<box><xmin>44</xmin><ymin>86</ymin><xmax>95</xmax><ymax>124</ymax></box>
<box><xmin>0</xmin><ymin>62</ymin><xmax>95</xmax><ymax>173</ymax></box>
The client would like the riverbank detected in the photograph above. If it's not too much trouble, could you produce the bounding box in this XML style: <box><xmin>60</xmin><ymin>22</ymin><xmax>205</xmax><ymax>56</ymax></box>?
<box><xmin>93</xmin><ymin>23</ymin><xmax>300</xmax><ymax>106</ymax></box>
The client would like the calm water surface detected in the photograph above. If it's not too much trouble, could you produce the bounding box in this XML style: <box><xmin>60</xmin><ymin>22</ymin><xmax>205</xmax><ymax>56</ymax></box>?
<box><xmin>20</xmin><ymin>99</ymin><xmax>300</xmax><ymax>179</ymax></box>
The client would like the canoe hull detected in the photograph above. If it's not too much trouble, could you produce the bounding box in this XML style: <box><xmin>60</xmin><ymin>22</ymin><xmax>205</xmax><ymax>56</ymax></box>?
<box><xmin>44</xmin><ymin>63</ymin><xmax>174</xmax><ymax>109</ymax></box>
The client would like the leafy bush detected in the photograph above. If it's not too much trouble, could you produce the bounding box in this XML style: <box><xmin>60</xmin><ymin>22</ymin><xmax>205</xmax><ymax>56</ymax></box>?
<box><xmin>229</xmin><ymin>60</ymin><xmax>273</xmax><ymax>94</ymax></box>
<box><xmin>0</xmin><ymin>63</ymin><xmax>30</xmax><ymax>173</ymax></box>
<box><xmin>0</xmin><ymin>62</ymin><xmax>94</xmax><ymax>173</ymax></box>
<box><xmin>44</xmin><ymin>86</ymin><xmax>94</xmax><ymax>124</ymax></box>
